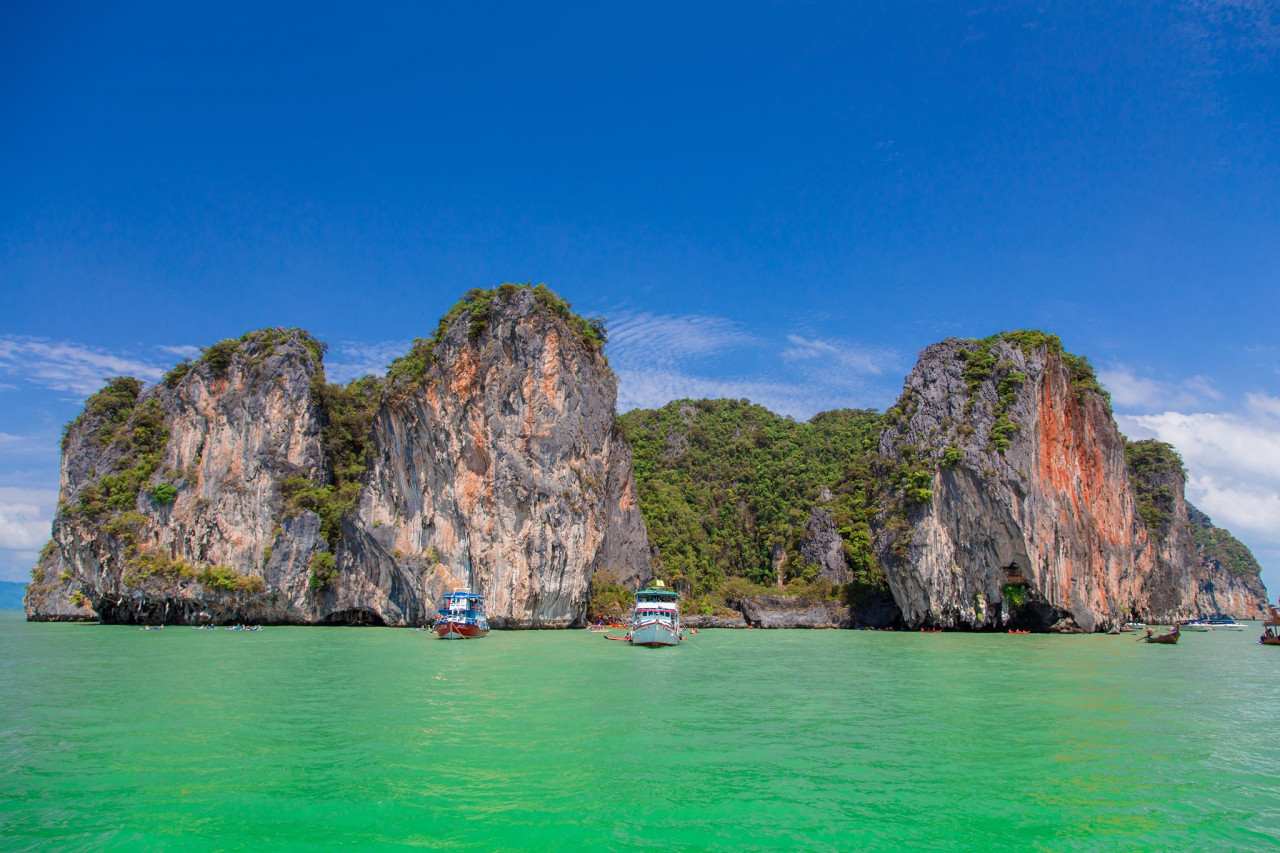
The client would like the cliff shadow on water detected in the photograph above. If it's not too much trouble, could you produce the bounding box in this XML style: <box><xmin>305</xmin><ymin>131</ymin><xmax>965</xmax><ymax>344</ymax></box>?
<box><xmin>25</xmin><ymin>300</ymin><xmax>1266</xmax><ymax>632</ymax></box>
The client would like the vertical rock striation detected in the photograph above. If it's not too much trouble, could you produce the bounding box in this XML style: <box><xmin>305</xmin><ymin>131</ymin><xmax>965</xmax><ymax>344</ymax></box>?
<box><xmin>874</xmin><ymin>334</ymin><xmax>1268</xmax><ymax>631</ymax></box>
<box><xmin>1126</xmin><ymin>439</ymin><xmax>1268</xmax><ymax>621</ymax></box>
<box><xmin>335</xmin><ymin>286</ymin><xmax>648</xmax><ymax>627</ymax></box>
<box><xmin>26</xmin><ymin>331</ymin><xmax>329</xmax><ymax>624</ymax></box>
<box><xmin>26</xmin><ymin>286</ymin><xmax>650</xmax><ymax>627</ymax></box>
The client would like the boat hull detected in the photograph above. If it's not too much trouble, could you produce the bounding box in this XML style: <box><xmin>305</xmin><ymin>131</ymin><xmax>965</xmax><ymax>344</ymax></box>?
<box><xmin>435</xmin><ymin>621</ymin><xmax>489</xmax><ymax>640</ymax></box>
<box><xmin>630</xmin><ymin>620</ymin><xmax>680</xmax><ymax>647</ymax></box>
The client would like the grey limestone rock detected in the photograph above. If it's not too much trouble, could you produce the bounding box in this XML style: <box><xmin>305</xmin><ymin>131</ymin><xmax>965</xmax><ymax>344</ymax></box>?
<box><xmin>798</xmin><ymin>508</ymin><xmax>853</xmax><ymax>584</ymax></box>
<box><xmin>27</xmin><ymin>331</ymin><xmax>330</xmax><ymax>624</ymax></box>
<box><xmin>27</xmin><ymin>292</ymin><xmax>652</xmax><ymax>627</ymax></box>
<box><xmin>731</xmin><ymin>593</ymin><xmax>852</xmax><ymax>629</ymax></box>
<box><xmin>873</xmin><ymin>336</ymin><xmax>1268</xmax><ymax>632</ymax></box>
<box><xmin>683</xmin><ymin>612</ymin><xmax>749</xmax><ymax>629</ymax></box>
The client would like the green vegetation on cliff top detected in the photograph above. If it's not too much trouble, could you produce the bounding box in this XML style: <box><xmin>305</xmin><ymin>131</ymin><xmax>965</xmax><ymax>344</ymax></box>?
<box><xmin>958</xmin><ymin>330</ymin><xmax>1109</xmax><ymax>414</ymax></box>
<box><xmin>1124</xmin><ymin>439</ymin><xmax>1185</xmax><ymax>533</ymax></box>
<box><xmin>1122</xmin><ymin>438</ymin><xmax>1259</xmax><ymax>577</ymax></box>
<box><xmin>387</xmin><ymin>283</ymin><xmax>607</xmax><ymax>386</ymax></box>
<box><xmin>1189</xmin><ymin>511</ymin><xmax>1262</xmax><ymax>577</ymax></box>
<box><xmin>200</xmin><ymin>328</ymin><xmax>327</xmax><ymax>376</ymax></box>
<box><xmin>74</xmin><ymin>396</ymin><xmax>169</xmax><ymax>518</ymax></box>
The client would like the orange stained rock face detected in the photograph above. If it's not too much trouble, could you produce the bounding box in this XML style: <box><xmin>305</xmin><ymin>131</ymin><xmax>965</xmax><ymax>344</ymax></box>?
<box><xmin>539</xmin><ymin>328</ymin><xmax>562</xmax><ymax>410</ymax></box>
<box><xmin>619</xmin><ymin>475</ymin><xmax>637</xmax><ymax>511</ymax></box>
<box><xmin>1035</xmin><ymin>367</ymin><xmax>1136</xmax><ymax>565</ymax></box>
<box><xmin>521</xmin><ymin>369</ymin><xmax>536</xmax><ymax>447</ymax></box>
<box><xmin>450</xmin><ymin>348</ymin><xmax>479</xmax><ymax>400</ymax></box>
<box><xmin>456</xmin><ymin>413</ymin><xmax>495</xmax><ymax>522</ymax></box>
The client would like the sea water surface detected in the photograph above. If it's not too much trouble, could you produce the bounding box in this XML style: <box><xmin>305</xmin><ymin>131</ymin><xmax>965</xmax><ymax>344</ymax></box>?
<box><xmin>2</xmin><ymin>611</ymin><xmax>1278</xmax><ymax>851</ymax></box>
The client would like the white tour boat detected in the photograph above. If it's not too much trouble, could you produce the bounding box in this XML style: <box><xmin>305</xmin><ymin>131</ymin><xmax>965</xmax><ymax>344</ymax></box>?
<box><xmin>1180</xmin><ymin>617</ymin><xmax>1245</xmax><ymax>632</ymax></box>
<box><xmin>629</xmin><ymin>582</ymin><xmax>681</xmax><ymax>647</ymax></box>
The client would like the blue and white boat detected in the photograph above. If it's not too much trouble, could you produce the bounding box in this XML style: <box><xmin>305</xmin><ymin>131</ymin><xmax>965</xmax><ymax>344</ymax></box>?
<box><xmin>1180</xmin><ymin>617</ymin><xmax>1245</xmax><ymax>632</ymax></box>
<box><xmin>629</xmin><ymin>583</ymin><xmax>681</xmax><ymax>647</ymax></box>
<box><xmin>435</xmin><ymin>590</ymin><xmax>490</xmax><ymax>639</ymax></box>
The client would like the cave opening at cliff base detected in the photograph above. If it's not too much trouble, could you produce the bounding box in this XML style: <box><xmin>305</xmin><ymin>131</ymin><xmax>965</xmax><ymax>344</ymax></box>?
<box><xmin>319</xmin><ymin>608</ymin><xmax>387</xmax><ymax>627</ymax></box>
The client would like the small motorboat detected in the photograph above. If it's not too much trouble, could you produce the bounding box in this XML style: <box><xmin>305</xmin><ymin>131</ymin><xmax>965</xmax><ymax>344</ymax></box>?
<box><xmin>1121</xmin><ymin>622</ymin><xmax>1145</xmax><ymax>632</ymax></box>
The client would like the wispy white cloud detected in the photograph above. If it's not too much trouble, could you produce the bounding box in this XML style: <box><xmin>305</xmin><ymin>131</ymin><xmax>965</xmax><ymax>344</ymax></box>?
<box><xmin>0</xmin><ymin>335</ymin><xmax>168</xmax><ymax>396</ymax></box>
<box><xmin>0</xmin><ymin>487</ymin><xmax>57</xmax><ymax>552</ymax></box>
<box><xmin>155</xmin><ymin>344</ymin><xmax>202</xmax><ymax>360</ymax></box>
<box><xmin>780</xmin><ymin>334</ymin><xmax>895</xmax><ymax>376</ymax></box>
<box><xmin>614</xmin><ymin>366</ymin><xmax>867</xmax><ymax>420</ymax></box>
<box><xmin>0</xmin><ymin>432</ymin><xmax>57</xmax><ymax>462</ymax></box>
<box><xmin>607</xmin><ymin>312</ymin><xmax>758</xmax><ymax>367</ymax></box>
<box><xmin>607</xmin><ymin>311</ymin><xmax>900</xmax><ymax>419</ymax></box>
<box><xmin>1182</xmin><ymin>0</ymin><xmax>1280</xmax><ymax>60</ymax></box>
<box><xmin>1099</xmin><ymin>364</ymin><xmax>1221</xmax><ymax>411</ymax></box>
<box><xmin>324</xmin><ymin>340</ymin><xmax>412</xmax><ymax>385</ymax></box>
<box><xmin>1119</xmin><ymin>393</ymin><xmax>1280</xmax><ymax>587</ymax></box>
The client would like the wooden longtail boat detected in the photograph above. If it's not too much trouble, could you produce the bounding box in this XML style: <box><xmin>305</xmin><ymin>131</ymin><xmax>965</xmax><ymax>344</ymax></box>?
<box><xmin>1144</xmin><ymin>625</ymin><xmax>1179</xmax><ymax>644</ymax></box>
<box><xmin>1261</xmin><ymin>605</ymin><xmax>1280</xmax><ymax>646</ymax></box>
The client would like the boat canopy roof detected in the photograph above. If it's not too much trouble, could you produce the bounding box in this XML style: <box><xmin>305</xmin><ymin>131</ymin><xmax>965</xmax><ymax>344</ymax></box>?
<box><xmin>443</xmin><ymin>591</ymin><xmax>484</xmax><ymax>600</ymax></box>
<box><xmin>637</xmin><ymin>589</ymin><xmax>679</xmax><ymax>600</ymax></box>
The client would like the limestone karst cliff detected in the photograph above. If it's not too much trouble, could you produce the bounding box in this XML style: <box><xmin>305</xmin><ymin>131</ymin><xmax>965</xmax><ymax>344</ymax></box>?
<box><xmin>26</xmin><ymin>285</ymin><xmax>650</xmax><ymax>626</ymax></box>
<box><xmin>27</xmin><ymin>310</ymin><xmax>1268</xmax><ymax>631</ymax></box>
<box><xmin>25</xmin><ymin>332</ymin><xmax>330</xmax><ymax>624</ymax></box>
<box><xmin>331</xmin><ymin>285</ymin><xmax>649</xmax><ymax>627</ymax></box>
<box><xmin>873</xmin><ymin>333</ymin><xmax>1268</xmax><ymax>630</ymax></box>
<box><xmin>1125</xmin><ymin>439</ymin><xmax>1268</xmax><ymax>620</ymax></box>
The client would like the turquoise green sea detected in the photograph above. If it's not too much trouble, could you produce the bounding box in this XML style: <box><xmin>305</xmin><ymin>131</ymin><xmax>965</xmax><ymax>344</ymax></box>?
<box><xmin>2</xmin><ymin>611</ymin><xmax>1278</xmax><ymax>851</ymax></box>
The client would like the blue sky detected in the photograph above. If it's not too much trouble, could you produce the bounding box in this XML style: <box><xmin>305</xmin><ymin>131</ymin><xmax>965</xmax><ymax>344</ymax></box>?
<box><xmin>2</xmin><ymin>1</ymin><xmax>1278</xmax><ymax>591</ymax></box>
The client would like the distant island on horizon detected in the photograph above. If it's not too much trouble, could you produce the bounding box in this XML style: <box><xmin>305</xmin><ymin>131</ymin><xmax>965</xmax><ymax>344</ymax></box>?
<box><xmin>22</xmin><ymin>284</ymin><xmax>1269</xmax><ymax>630</ymax></box>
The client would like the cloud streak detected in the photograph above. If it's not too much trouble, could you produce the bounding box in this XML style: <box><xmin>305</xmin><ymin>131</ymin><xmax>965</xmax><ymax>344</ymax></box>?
<box><xmin>0</xmin><ymin>336</ymin><xmax>169</xmax><ymax>396</ymax></box>
<box><xmin>607</xmin><ymin>311</ymin><xmax>901</xmax><ymax>419</ymax></box>
<box><xmin>0</xmin><ymin>487</ymin><xmax>57</xmax><ymax>552</ymax></box>
<box><xmin>1118</xmin><ymin>393</ymin><xmax>1280</xmax><ymax>579</ymax></box>
<box><xmin>1099</xmin><ymin>364</ymin><xmax>1221</xmax><ymax>411</ymax></box>
<box><xmin>781</xmin><ymin>334</ymin><xmax>896</xmax><ymax>376</ymax></box>
<box><xmin>607</xmin><ymin>312</ymin><xmax>759</xmax><ymax>366</ymax></box>
<box><xmin>324</xmin><ymin>340</ymin><xmax>412</xmax><ymax>385</ymax></box>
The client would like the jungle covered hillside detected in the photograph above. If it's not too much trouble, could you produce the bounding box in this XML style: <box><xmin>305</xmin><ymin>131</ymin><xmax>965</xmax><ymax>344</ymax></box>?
<box><xmin>616</xmin><ymin>400</ymin><xmax>888</xmax><ymax>612</ymax></box>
